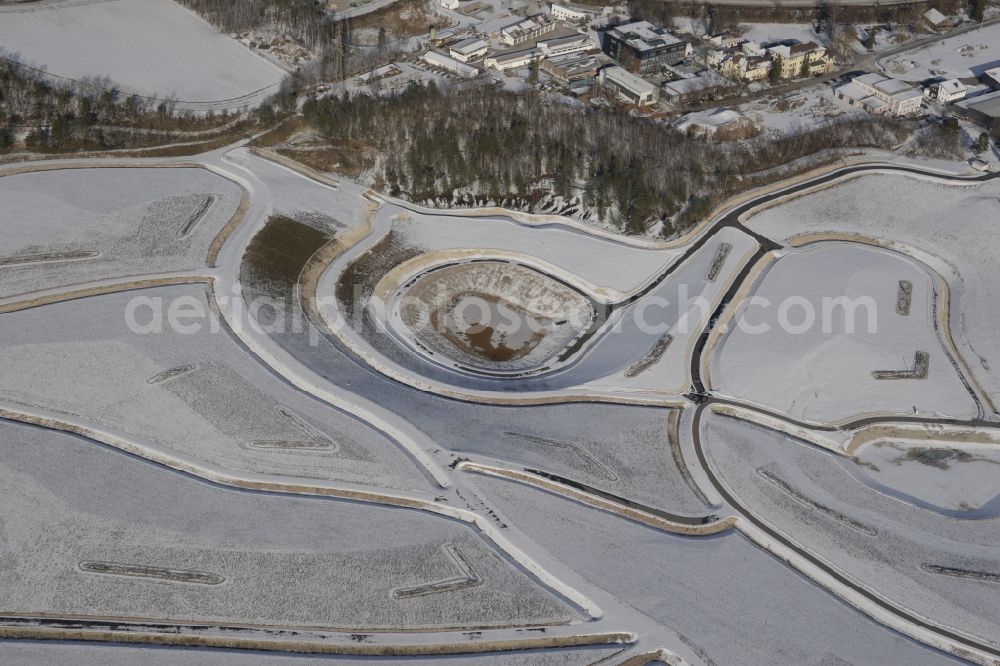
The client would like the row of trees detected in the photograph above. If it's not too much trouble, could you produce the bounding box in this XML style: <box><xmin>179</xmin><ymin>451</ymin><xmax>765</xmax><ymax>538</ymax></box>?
<box><xmin>0</xmin><ymin>58</ymin><xmax>275</xmax><ymax>153</ymax></box>
<box><xmin>300</xmin><ymin>84</ymin><xmax>909</xmax><ymax>236</ymax></box>
<box><xmin>174</xmin><ymin>0</ymin><xmax>331</xmax><ymax>50</ymax></box>
<box><xmin>175</xmin><ymin>0</ymin><xmax>393</xmax><ymax>81</ymax></box>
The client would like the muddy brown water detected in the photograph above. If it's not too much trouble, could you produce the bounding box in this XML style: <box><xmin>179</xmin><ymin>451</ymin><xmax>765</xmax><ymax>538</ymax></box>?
<box><xmin>431</xmin><ymin>293</ymin><xmax>553</xmax><ymax>363</ymax></box>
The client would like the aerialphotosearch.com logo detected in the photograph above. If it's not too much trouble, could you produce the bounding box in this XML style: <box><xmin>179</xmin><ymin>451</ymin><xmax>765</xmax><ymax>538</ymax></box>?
<box><xmin>123</xmin><ymin>283</ymin><xmax>880</xmax><ymax>342</ymax></box>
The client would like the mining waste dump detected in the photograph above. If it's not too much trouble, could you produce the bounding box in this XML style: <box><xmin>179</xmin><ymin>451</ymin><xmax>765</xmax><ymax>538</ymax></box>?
<box><xmin>396</xmin><ymin>261</ymin><xmax>595</xmax><ymax>374</ymax></box>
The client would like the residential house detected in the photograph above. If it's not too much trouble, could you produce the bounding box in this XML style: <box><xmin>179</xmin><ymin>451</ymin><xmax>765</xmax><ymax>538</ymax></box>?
<box><xmin>926</xmin><ymin>79</ymin><xmax>967</xmax><ymax>103</ymax></box>
<box><xmin>706</xmin><ymin>31</ymin><xmax>745</xmax><ymax>49</ymax></box>
<box><xmin>766</xmin><ymin>42</ymin><xmax>834</xmax><ymax>78</ymax></box>
<box><xmin>720</xmin><ymin>53</ymin><xmax>771</xmax><ymax>82</ymax></box>
<box><xmin>921</xmin><ymin>8</ymin><xmax>953</xmax><ymax>32</ymax></box>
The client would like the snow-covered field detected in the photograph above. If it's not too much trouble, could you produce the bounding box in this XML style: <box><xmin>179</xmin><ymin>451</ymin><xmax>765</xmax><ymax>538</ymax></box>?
<box><xmin>881</xmin><ymin>22</ymin><xmax>1000</xmax><ymax>81</ymax></box>
<box><xmin>0</xmin><ymin>167</ymin><xmax>242</xmax><ymax>298</ymax></box>
<box><xmin>0</xmin><ymin>0</ymin><xmax>285</xmax><ymax>109</ymax></box>
<box><xmin>366</xmin><ymin>201</ymin><xmax>681</xmax><ymax>299</ymax></box>
<box><xmin>745</xmin><ymin>172</ymin><xmax>1000</xmax><ymax>410</ymax></box>
<box><xmin>711</xmin><ymin>241</ymin><xmax>977</xmax><ymax>423</ymax></box>
<box><xmin>736</xmin><ymin>22</ymin><xmax>824</xmax><ymax>46</ymax></box>
<box><xmin>701</xmin><ymin>411</ymin><xmax>1000</xmax><ymax>647</ymax></box>
<box><xmin>5</xmin><ymin>145</ymin><xmax>999</xmax><ymax>662</ymax></box>
<box><xmin>740</xmin><ymin>87</ymin><xmax>862</xmax><ymax>136</ymax></box>
<box><xmin>475</xmin><ymin>473</ymin><xmax>962</xmax><ymax>666</ymax></box>
<box><xmin>0</xmin><ymin>286</ymin><xmax>433</xmax><ymax>493</ymax></box>
<box><xmin>854</xmin><ymin>440</ymin><xmax>1000</xmax><ymax>513</ymax></box>
<box><xmin>0</xmin><ymin>420</ymin><xmax>576</xmax><ymax>629</ymax></box>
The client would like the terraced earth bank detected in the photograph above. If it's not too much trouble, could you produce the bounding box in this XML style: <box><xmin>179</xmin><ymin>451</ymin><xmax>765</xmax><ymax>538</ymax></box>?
<box><xmin>394</xmin><ymin>262</ymin><xmax>596</xmax><ymax>374</ymax></box>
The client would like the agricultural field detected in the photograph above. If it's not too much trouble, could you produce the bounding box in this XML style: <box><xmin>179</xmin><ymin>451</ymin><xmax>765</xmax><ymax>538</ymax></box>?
<box><xmin>0</xmin><ymin>0</ymin><xmax>285</xmax><ymax>109</ymax></box>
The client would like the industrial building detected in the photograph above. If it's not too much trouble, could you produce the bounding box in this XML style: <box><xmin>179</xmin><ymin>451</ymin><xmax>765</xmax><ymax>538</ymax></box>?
<box><xmin>549</xmin><ymin>2</ymin><xmax>608</xmax><ymax>23</ymax></box>
<box><xmin>602</xmin><ymin>21</ymin><xmax>689</xmax><ymax>75</ymax></box>
<box><xmin>957</xmin><ymin>90</ymin><xmax>1000</xmax><ymax>129</ymax></box>
<box><xmin>982</xmin><ymin>67</ymin><xmax>1000</xmax><ymax>90</ymax></box>
<box><xmin>661</xmin><ymin>70</ymin><xmax>736</xmax><ymax>105</ymax></box>
<box><xmin>542</xmin><ymin>52</ymin><xmax>600</xmax><ymax>81</ymax></box>
<box><xmin>498</xmin><ymin>14</ymin><xmax>556</xmax><ymax>46</ymax></box>
<box><xmin>422</xmin><ymin>50</ymin><xmax>480</xmax><ymax>78</ymax></box>
<box><xmin>598</xmin><ymin>65</ymin><xmax>658</xmax><ymax>106</ymax></box>
<box><xmin>449</xmin><ymin>37</ymin><xmax>489</xmax><ymax>62</ymax></box>
<box><xmin>484</xmin><ymin>48</ymin><xmax>541</xmax><ymax>71</ymax></box>
<box><xmin>537</xmin><ymin>34</ymin><xmax>594</xmax><ymax>57</ymax></box>
<box><xmin>834</xmin><ymin>73</ymin><xmax>922</xmax><ymax>116</ymax></box>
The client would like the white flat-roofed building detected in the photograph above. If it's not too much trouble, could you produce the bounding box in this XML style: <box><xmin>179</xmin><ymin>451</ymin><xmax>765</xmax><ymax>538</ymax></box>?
<box><xmin>498</xmin><ymin>14</ymin><xmax>557</xmax><ymax>46</ymax></box>
<box><xmin>449</xmin><ymin>37</ymin><xmax>489</xmax><ymax>62</ymax></box>
<box><xmin>484</xmin><ymin>47</ymin><xmax>542</xmax><ymax>70</ymax></box>
<box><xmin>835</xmin><ymin>73</ymin><xmax>921</xmax><ymax>116</ymax></box>
<box><xmin>550</xmin><ymin>2</ymin><xmax>606</xmax><ymax>22</ymax></box>
<box><xmin>706</xmin><ymin>31</ymin><xmax>744</xmax><ymax>49</ymax></box>
<box><xmin>957</xmin><ymin>89</ymin><xmax>1000</xmax><ymax>128</ymax></box>
<box><xmin>676</xmin><ymin>107</ymin><xmax>752</xmax><ymax>138</ymax></box>
<box><xmin>422</xmin><ymin>50</ymin><xmax>480</xmax><ymax>78</ymax></box>
<box><xmin>538</xmin><ymin>33</ymin><xmax>594</xmax><ymax>57</ymax></box>
<box><xmin>981</xmin><ymin>67</ymin><xmax>1000</xmax><ymax>90</ymax></box>
<box><xmin>661</xmin><ymin>70</ymin><xmax>735</xmax><ymax>104</ymax></box>
<box><xmin>598</xmin><ymin>65</ymin><xmax>658</xmax><ymax>106</ymax></box>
